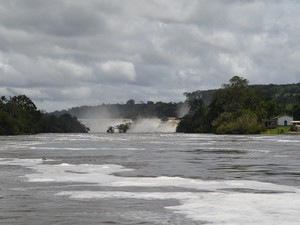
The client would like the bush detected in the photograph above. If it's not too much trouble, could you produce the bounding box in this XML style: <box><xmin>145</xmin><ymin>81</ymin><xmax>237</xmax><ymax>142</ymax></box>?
<box><xmin>213</xmin><ymin>111</ymin><xmax>265</xmax><ymax>134</ymax></box>
<box><xmin>0</xmin><ymin>95</ymin><xmax>88</xmax><ymax>135</ymax></box>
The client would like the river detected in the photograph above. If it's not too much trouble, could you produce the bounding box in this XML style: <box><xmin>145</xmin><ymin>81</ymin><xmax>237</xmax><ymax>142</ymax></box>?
<box><xmin>0</xmin><ymin>133</ymin><xmax>299</xmax><ymax>225</ymax></box>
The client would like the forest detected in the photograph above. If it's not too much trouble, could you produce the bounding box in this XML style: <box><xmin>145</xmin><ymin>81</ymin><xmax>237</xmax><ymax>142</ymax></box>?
<box><xmin>177</xmin><ymin>76</ymin><xmax>300</xmax><ymax>134</ymax></box>
<box><xmin>1</xmin><ymin>77</ymin><xmax>299</xmax><ymax>135</ymax></box>
<box><xmin>53</xmin><ymin>79</ymin><xmax>300</xmax><ymax>127</ymax></box>
<box><xmin>52</xmin><ymin>100</ymin><xmax>182</xmax><ymax>119</ymax></box>
<box><xmin>0</xmin><ymin>95</ymin><xmax>88</xmax><ymax>135</ymax></box>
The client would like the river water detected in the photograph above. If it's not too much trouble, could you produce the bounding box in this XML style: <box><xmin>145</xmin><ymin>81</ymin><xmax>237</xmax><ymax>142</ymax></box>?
<box><xmin>0</xmin><ymin>133</ymin><xmax>299</xmax><ymax>225</ymax></box>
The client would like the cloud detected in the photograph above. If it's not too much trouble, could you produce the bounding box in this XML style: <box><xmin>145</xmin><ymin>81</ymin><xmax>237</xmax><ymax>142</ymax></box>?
<box><xmin>0</xmin><ymin>53</ymin><xmax>94</xmax><ymax>87</ymax></box>
<box><xmin>1</xmin><ymin>0</ymin><xmax>300</xmax><ymax>111</ymax></box>
<box><xmin>96</xmin><ymin>60</ymin><xmax>137</xmax><ymax>82</ymax></box>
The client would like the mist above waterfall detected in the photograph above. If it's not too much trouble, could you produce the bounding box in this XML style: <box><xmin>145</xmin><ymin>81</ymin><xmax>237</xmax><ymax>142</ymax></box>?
<box><xmin>67</xmin><ymin>101</ymin><xmax>182</xmax><ymax>133</ymax></box>
<box><xmin>176</xmin><ymin>102</ymin><xmax>190</xmax><ymax>118</ymax></box>
<box><xmin>79</xmin><ymin>118</ymin><xmax>179</xmax><ymax>133</ymax></box>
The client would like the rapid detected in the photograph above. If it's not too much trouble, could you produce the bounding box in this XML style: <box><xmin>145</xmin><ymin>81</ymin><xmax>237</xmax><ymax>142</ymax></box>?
<box><xmin>0</xmin><ymin>133</ymin><xmax>299</xmax><ymax>225</ymax></box>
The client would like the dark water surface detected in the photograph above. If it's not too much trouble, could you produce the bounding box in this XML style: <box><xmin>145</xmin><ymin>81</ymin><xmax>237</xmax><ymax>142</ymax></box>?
<box><xmin>0</xmin><ymin>133</ymin><xmax>299</xmax><ymax>225</ymax></box>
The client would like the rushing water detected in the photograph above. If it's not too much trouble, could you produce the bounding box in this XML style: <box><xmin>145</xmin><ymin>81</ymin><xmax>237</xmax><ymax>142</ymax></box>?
<box><xmin>0</xmin><ymin>133</ymin><xmax>299</xmax><ymax>225</ymax></box>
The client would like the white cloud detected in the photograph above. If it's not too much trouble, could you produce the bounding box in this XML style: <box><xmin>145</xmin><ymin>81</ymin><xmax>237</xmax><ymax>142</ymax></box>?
<box><xmin>0</xmin><ymin>52</ymin><xmax>94</xmax><ymax>87</ymax></box>
<box><xmin>60</xmin><ymin>86</ymin><xmax>92</xmax><ymax>100</ymax></box>
<box><xmin>218</xmin><ymin>53</ymin><xmax>253</xmax><ymax>77</ymax></box>
<box><xmin>1</xmin><ymin>0</ymin><xmax>300</xmax><ymax>111</ymax></box>
<box><xmin>96</xmin><ymin>60</ymin><xmax>137</xmax><ymax>82</ymax></box>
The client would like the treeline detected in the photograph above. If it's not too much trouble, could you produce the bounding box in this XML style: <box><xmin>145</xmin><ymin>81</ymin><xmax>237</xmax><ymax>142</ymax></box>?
<box><xmin>0</xmin><ymin>95</ymin><xmax>88</xmax><ymax>135</ymax></box>
<box><xmin>188</xmin><ymin>82</ymin><xmax>300</xmax><ymax>115</ymax></box>
<box><xmin>45</xmin><ymin>77</ymin><xmax>300</xmax><ymax>135</ymax></box>
<box><xmin>177</xmin><ymin>76</ymin><xmax>300</xmax><ymax>134</ymax></box>
<box><xmin>52</xmin><ymin>100</ymin><xmax>182</xmax><ymax>119</ymax></box>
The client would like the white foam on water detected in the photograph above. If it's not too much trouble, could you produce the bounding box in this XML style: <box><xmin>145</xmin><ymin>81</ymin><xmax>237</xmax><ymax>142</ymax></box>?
<box><xmin>97</xmin><ymin>147</ymin><xmax>145</xmax><ymax>151</ymax></box>
<box><xmin>1</xmin><ymin>159</ymin><xmax>299</xmax><ymax>195</ymax></box>
<box><xmin>277</xmin><ymin>139</ymin><xmax>300</xmax><ymax>143</ymax></box>
<box><xmin>105</xmin><ymin>210</ymin><xmax>199</xmax><ymax>225</ymax></box>
<box><xmin>28</xmin><ymin>146</ymin><xmax>143</xmax><ymax>151</ymax></box>
<box><xmin>56</xmin><ymin>191</ymin><xmax>190</xmax><ymax>200</ymax></box>
<box><xmin>1</xmin><ymin>158</ymin><xmax>299</xmax><ymax>195</ymax></box>
<box><xmin>168</xmin><ymin>192</ymin><xmax>300</xmax><ymax>225</ymax></box>
<box><xmin>0</xmin><ymin>158</ymin><xmax>132</xmax><ymax>184</ymax></box>
<box><xmin>57</xmin><ymin>191</ymin><xmax>300</xmax><ymax>225</ymax></box>
<box><xmin>207</xmin><ymin>147</ymin><xmax>270</xmax><ymax>153</ymax></box>
<box><xmin>29</xmin><ymin>147</ymin><xmax>99</xmax><ymax>151</ymax></box>
<box><xmin>1</xmin><ymin>158</ymin><xmax>299</xmax><ymax>225</ymax></box>
<box><xmin>58</xmin><ymin>147</ymin><xmax>99</xmax><ymax>151</ymax></box>
<box><xmin>54</xmin><ymin>134</ymin><xmax>91</xmax><ymax>141</ymax></box>
<box><xmin>0</xmin><ymin>158</ymin><xmax>46</xmax><ymax>166</ymax></box>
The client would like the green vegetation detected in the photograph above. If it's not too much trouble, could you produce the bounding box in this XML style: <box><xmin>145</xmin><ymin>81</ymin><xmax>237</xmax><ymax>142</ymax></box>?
<box><xmin>0</xmin><ymin>95</ymin><xmax>88</xmax><ymax>135</ymax></box>
<box><xmin>186</xmin><ymin>82</ymin><xmax>300</xmax><ymax>118</ymax></box>
<box><xmin>52</xmin><ymin>101</ymin><xmax>181</xmax><ymax>119</ymax></box>
<box><xmin>38</xmin><ymin>76</ymin><xmax>300</xmax><ymax>135</ymax></box>
<box><xmin>106</xmin><ymin>122</ymin><xmax>131</xmax><ymax>133</ymax></box>
<box><xmin>262</xmin><ymin>126</ymin><xmax>291</xmax><ymax>135</ymax></box>
<box><xmin>177</xmin><ymin>76</ymin><xmax>299</xmax><ymax>134</ymax></box>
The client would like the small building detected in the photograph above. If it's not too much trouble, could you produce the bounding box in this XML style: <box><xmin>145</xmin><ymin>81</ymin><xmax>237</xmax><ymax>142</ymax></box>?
<box><xmin>291</xmin><ymin>121</ymin><xmax>300</xmax><ymax>126</ymax></box>
<box><xmin>277</xmin><ymin>116</ymin><xmax>293</xmax><ymax>126</ymax></box>
<box><xmin>291</xmin><ymin>121</ymin><xmax>300</xmax><ymax>131</ymax></box>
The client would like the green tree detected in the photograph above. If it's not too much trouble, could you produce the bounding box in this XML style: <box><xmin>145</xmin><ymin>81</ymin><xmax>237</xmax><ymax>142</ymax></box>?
<box><xmin>208</xmin><ymin>76</ymin><xmax>266</xmax><ymax>133</ymax></box>
<box><xmin>293</xmin><ymin>96</ymin><xmax>300</xmax><ymax>120</ymax></box>
<box><xmin>263</xmin><ymin>99</ymin><xmax>279</xmax><ymax>119</ymax></box>
<box><xmin>209</xmin><ymin>76</ymin><xmax>264</xmax><ymax>117</ymax></box>
<box><xmin>8</xmin><ymin>95</ymin><xmax>38</xmax><ymax>112</ymax></box>
<box><xmin>0</xmin><ymin>95</ymin><xmax>88</xmax><ymax>135</ymax></box>
<box><xmin>0</xmin><ymin>111</ymin><xmax>21</xmax><ymax>135</ymax></box>
<box><xmin>177</xmin><ymin>76</ymin><xmax>267</xmax><ymax>134</ymax></box>
<box><xmin>5</xmin><ymin>95</ymin><xmax>42</xmax><ymax>134</ymax></box>
<box><xmin>212</xmin><ymin>110</ymin><xmax>265</xmax><ymax>134</ymax></box>
<box><xmin>126</xmin><ymin>99</ymin><xmax>135</xmax><ymax>105</ymax></box>
<box><xmin>116</xmin><ymin>123</ymin><xmax>130</xmax><ymax>133</ymax></box>
<box><xmin>177</xmin><ymin>92</ymin><xmax>209</xmax><ymax>133</ymax></box>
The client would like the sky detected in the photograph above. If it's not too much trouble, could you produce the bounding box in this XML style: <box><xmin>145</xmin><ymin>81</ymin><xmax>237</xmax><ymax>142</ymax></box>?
<box><xmin>1</xmin><ymin>0</ymin><xmax>300</xmax><ymax>112</ymax></box>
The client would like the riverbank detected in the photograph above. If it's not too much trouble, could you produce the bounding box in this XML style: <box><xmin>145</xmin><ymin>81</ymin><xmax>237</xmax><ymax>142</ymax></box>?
<box><xmin>289</xmin><ymin>131</ymin><xmax>300</xmax><ymax>135</ymax></box>
<box><xmin>262</xmin><ymin>126</ymin><xmax>291</xmax><ymax>134</ymax></box>
<box><xmin>261</xmin><ymin>126</ymin><xmax>300</xmax><ymax>135</ymax></box>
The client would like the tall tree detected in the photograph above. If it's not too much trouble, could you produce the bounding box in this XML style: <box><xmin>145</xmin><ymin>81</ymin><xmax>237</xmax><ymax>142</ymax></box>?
<box><xmin>293</xmin><ymin>96</ymin><xmax>300</xmax><ymax>120</ymax></box>
<box><xmin>177</xmin><ymin>76</ymin><xmax>267</xmax><ymax>134</ymax></box>
<box><xmin>0</xmin><ymin>95</ymin><xmax>88</xmax><ymax>135</ymax></box>
<box><xmin>208</xmin><ymin>76</ymin><xmax>265</xmax><ymax>133</ymax></box>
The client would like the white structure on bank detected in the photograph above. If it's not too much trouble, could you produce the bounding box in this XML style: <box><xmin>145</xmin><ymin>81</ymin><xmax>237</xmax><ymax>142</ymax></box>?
<box><xmin>277</xmin><ymin>116</ymin><xmax>293</xmax><ymax>126</ymax></box>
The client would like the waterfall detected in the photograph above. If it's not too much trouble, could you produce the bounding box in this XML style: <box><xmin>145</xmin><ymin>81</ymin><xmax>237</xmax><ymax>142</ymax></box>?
<box><xmin>79</xmin><ymin>118</ymin><xmax>179</xmax><ymax>133</ymax></box>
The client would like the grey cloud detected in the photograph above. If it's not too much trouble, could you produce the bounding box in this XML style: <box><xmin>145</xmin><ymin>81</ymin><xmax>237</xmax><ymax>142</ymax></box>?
<box><xmin>1</xmin><ymin>0</ymin><xmax>300</xmax><ymax>111</ymax></box>
<box><xmin>0</xmin><ymin>0</ymin><xmax>107</xmax><ymax>37</ymax></box>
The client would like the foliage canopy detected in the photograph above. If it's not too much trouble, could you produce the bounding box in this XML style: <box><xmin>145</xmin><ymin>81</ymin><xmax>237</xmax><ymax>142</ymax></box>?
<box><xmin>176</xmin><ymin>76</ymin><xmax>296</xmax><ymax>134</ymax></box>
<box><xmin>0</xmin><ymin>95</ymin><xmax>88</xmax><ymax>135</ymax></box>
